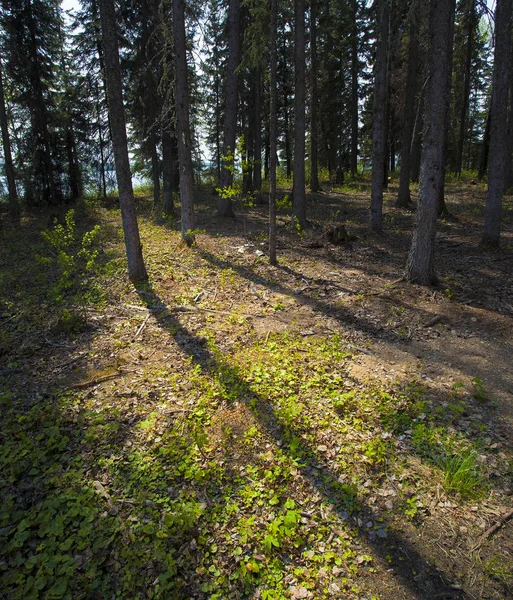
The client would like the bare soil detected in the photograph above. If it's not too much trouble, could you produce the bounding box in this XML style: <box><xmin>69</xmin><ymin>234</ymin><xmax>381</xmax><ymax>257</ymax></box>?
<box><xmin>1</xmin><ymin>180</ymin><xmax>512</xmax><ymax>600</ymax></box>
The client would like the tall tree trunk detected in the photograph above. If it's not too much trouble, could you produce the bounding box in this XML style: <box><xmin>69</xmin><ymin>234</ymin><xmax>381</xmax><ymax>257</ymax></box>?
<box><xmin>0</xmin><ymin>57</ymin><xmax>20</xmax><ymax>224</ymax></box>
<box><xmin>455</xmin><ymin>0</ymin><xmax>476</xmax><ymax>177</ymax></box>
<box><xmin>370</xmin><ymin>0</ymin><xmax>390</xmax><ymax>232</ymax></box>
<box><xmin>310</xmin><ymin>0</ymin><xmax>320</xmax><ymax>193</ymax></box>
<box><xmin>100</xmin><ymin>0</ymin><xmax>148</xmax><ymax>283</ymax></box>
<box><xmin>162</xmin><ymin>125</ymin><xmax>176</xmax><ymax>215</ymax></box>
<box><xmin>27</xmin><ymin>0</ymin><xmax>57</xmax><ymax>205</ymax></box>
<box><xmin>151</xmin><ymin>139</ymin><xmax>160</xmax><ymax>205</ymax></box>
<box><xmin>293</xmin><ymin>0</ymin><xmax>307</xmax><ymax>229</ymax></box>
<box><xmin>396</xmin><ymin>19</ymin><xmax>418</xmax><ymax>208</ymax></box>
<box><xmin>438</xmin><ymin>8</ymin><xmax>456</xmax><ymax>219</ymax></box>
<box><xmin>66</xmin><ymin>122</ymin><xmax>82</xmax><ymax>201</ymax></box>
<box><xmin>482</xmin><ymin>0</ymin><xmax>513</xmax><ymax>247</ymax></box>
<box><xmin>410</xmin><ymin>79</ymin><xmax>426</xmax><ymax>183</ymax></box>
<box><xmin>503</xmin><ymin>44</ymin><xmax>513</xmax><ymax>191</ymax></box>
<box><xmin>217</xmin><ymin>0</ymin><xmax>240</xmax><ymax>217</ymax></box>
<box><xmin>404</xmin><ymin>0</ymin><xmax>456</xmax><ymax>285</ymax></box>
<box><xmin>350</xmin><ymin>0</ymin><xmax>358</xmax><ymax>178</ymax></box>
<box><xmin>173</xmin><ymin>0</ymin><xmax>196</xmax><ymax>245</ymax></box>
<box><xmin>269</xmin><ymin>0</ymin><xmax>278</xmax><ymax>265</ymax></box>
<box><xmin>243</xmin><ymin>102</ymin><xmax>253</xmax><ymax>195</ymax></box>
<box><xmin>215</xmin><ymin>77</ymin><xmax>221</xmax><ymax>182</ymax></box>
<box><xmin>284</xmin><ymin>97</ymin><xmax>292</xmax><ymax>179</ymax></box>
<box><xmin>253</xmin><ymin>69</ymin><xmax>262</xmax><ymax>193</ymax></box>
<box><xmin>478</xmin><ymin>106</ymin><xmax>491</xmax><ymax>181</ymax></box>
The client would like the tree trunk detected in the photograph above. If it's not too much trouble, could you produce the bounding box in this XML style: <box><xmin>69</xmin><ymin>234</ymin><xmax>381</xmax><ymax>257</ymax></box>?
<box><xmin>370</xmin><ymin>0</ymin><xmax>390</xmax><ymax>232</ymax></box>
<box><xmin>284</xmin><ymin>97</ymin><xmax>292</xmax><ymax>179</ymax></box>
<box><xmin>0</xmin><ymin>57</ymin><xmax>20</xmax><ymax>224</ymax></box>
<box><xmin>350</xmin><ymin>0</ymin><xmax>358</xmax><ymax>178</ymax></box>
<box><xmin>66</xmin><ymin>122</ymin><xmax>82</xmax><ymax>201</ymax></box>
<box><xmin>173</xmin><ymin>0</ymin><xmax>196</xmax><ymax>244</ymax></box>
<box><xmin>27</xmin><ymin>0</ymin><xmax>58</xmax><ymax>205</ymax></box>
<box><xmin>455</xmin><ymin>0</ymin><xmax>476</xmax><ymax>177</ymax></box>
<box><xmin>482</xmin><ymin>0</ymin><xmax>513</xmax><ymax>247</ymax></box>
<box><xmin>100</xmin><ymin>0</ymin><xmax>148</xmax><ymax>283</ymax></box>
<box><xmin>503</xmin><ymin>43</ymin><xmax>513</xmax><ymax>191</ymax></box>
<box><xmin>253</xmin><ymin>69</ymin><xmax>262</xmax><ymax>193</ymax></box>
<box><xmin>162</xmin><ymin>126</ymin><xmax>176</xmax><ymax>215</ymax></box>
<box><xmin>396</xmin><ymin>20</ymin><xmax>418</xmax><ymax>208</ymax></box>
<box><xmin>217</xmin><ymin>0</ymin><xmax>240</xmax><ymax>217</ymax></box>
<box><xmin>151</xmin><ymin>137</ymin><xmax>160</xmax><ymax>206</ymax></box>
<box><xmin>404</xmin><ymin>0</ymin><xmax>456</xmax><ymax>285</ymax></box>
<box><xmin>269</xmin><ymin>0</ymin><xmax>278</xmax><ymax>266</ymax></box>
<box><xmin>410</xmin><ymin>80</ymin><xmax>426</xmax><ymax>183</ymax></box>
<box><xmin>293</xmin><ymin>0</ymin><xmax>307</xmax><ymax>229</ymax></box>
<box><xmin>478</xmin><ymin>107</ymin><xmax>491</xmax><ymax>181</ymax></box>
<box><xmin>310</xmin><ymin>0</ymin><xmax>320</xmax><ymax>193</ymax></box>
<box><xmin>438</xmin><ymin>8</ymin><xmax>456</xmax><ymax>219</ymax></box>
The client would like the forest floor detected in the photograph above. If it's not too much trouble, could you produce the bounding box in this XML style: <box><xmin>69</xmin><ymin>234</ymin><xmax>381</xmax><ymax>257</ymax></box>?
<box><xmin>1</xmin><ymin>179</ymin><xmax>513</xmax><ymax>600</ymax></box>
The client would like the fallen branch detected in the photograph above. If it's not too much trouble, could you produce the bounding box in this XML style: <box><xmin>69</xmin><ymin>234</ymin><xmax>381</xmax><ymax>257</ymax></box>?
<box><xmin>56</xmin><ymin>352</ymin><xmax>87</xmax><ymax>370</ymax></box>
<box><xmin>133</xmin><ymin>314</ymin><xmax>150</xmax><ymax>340</ymax></box>
<box><xmin>68</xmin><ymin>371</ymin><xmax>125</xmax><ymax>390</ymax></box>
<box><xmin>424</xmin><ymin>315</ymin><xmax>443</xmax><ymax>328</ymax></box>
<box><xmin>347</xmin><ymin>344</ymin><xmax>374</xmax><ymax>356</ymax></box>
<box><xmin>482</xmin><ymin>508</ymin><xmax>513</xmax><ymax>540</ymax></box>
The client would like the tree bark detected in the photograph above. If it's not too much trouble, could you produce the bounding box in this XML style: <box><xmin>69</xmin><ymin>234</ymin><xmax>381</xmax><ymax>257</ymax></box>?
<box><xmin>27</xmin><ymin>0</ymin><xmax>58</xmax><ymax>205</ymax></box>
<box><xmin>478</xmin><ymin>106</ymin><xmax>491</xmax><ymax>181</ymax></box>
<box><xmin>269</xmin><ymin>0</ymin><xmax>278</xmax><ymax>266</ymax></box>
<box><xmin>0</xmin><ymin>57</ymin><xmax>20</xmax><ymax>224</ymax></box>
<box><xmin>396</xmin><ymin>19</ymin><xmax>418</xmax><ymax>208</ymax></box>
<box><xmin>350</xmin><ymin>0</ymin><xmax>358</xmax><ymax>178</ymax></box>
<box><xmin>66</xmin><ymin>122</ymin><xmax>82</xmax><ymax>201</ymax></box>
<box><xmin>370</xmin><ymin>0</ymin><xmax>390</xmax><ymax>232</ymax></box>
<box><xmin>151</xmin><ymin>139</ymin><xmax>160</xmax><ymax>205</ymax></box>
<box><xmin>100</xmin><ymin>0</ymin><xmax>148</xmax><ymax>283</ymax></box>
<box><xmin>310</xmin><ymin>0</ymin><xmax>320</xmax><ymax>193</ymax></box>
<box><xmin>410</xmin><ymin>79</ymin><xmax>426</xmax><ymax>183</ymax></box>
<box><xmin>293</xmin><ymin>0</ymin><xmax>307</xmax><ymax>229</ymax></box>
<box><xmin>217</xmin><ymin>0</ymin><xmax>240</xmax><ymax>217</ymax></box>
<box><xmin>253</xmin><ymin>68</ymin><xmax>262</xmax><ymax>193</ymax></box>
<box><xmin>503</xmin><ymin>42</ymin><xmax>513</xmax><ymax>191</ymax></box>
<box><xmin>482</xmin><ymin>0</ymin><xmax>513</xmax><ymax>247</ymax></box>
<box><xmin>455</xmin><ymin>0</ymin><xmax>476</xmax><ymax>177</ymax></box>
<box><xmin>162</xmin><ymin>125</ymin><xmax>176</xmax><ymax>215</ymax></box>
<box><xmin>403</xmin><ymin>0</ymin><xmax>456</xmax><ymax>285</ymax></box>
<box><xmin>173</xmin><ymin>0</ymin><xmax>196</xmax><ymax>244</ymax></box>
<box><xmin>437</xmin><ymin>8</ymin><xmax>456</xmax><ymax>219</ymax></box>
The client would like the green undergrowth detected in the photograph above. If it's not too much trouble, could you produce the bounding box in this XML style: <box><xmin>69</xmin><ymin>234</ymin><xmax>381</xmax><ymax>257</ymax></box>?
<box><xmin>0</xmin><ymin>202</ymin><xmax>508</xmax><ymax>599</ymax></box>
<box><xmin>1</xmin><ymin>327</ymin><xmax>498</xmax><ymax>598</ymax></box>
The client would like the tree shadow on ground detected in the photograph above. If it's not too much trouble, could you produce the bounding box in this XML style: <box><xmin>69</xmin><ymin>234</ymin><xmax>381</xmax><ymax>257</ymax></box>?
<box><xmin>137</xmin><ymin>285</ymin><xmax>469</xmax><ymax>600</ymax></box>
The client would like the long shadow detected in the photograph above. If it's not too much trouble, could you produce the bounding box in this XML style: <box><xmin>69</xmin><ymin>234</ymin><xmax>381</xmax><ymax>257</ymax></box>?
<box><xmin>137</xmin><ymin>286</ymin><xmax>469</xmax><ymax>599</ymax></box>
<box><xmin>197</xmin><ymin>247</ymin><xmax>407</xmax><ymax>344</ymax></box>
<box><xmin>193</xmin><ymin>248</ymin><xmax>513</xmax><ymax>429</ymax></box>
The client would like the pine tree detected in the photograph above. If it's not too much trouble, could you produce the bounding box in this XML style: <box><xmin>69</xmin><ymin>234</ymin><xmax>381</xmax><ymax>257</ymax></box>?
<box><xmin>99</xmin><ymin>0</ymin><xmax>148</xmax><ymax>283</ymax></box>
<box><xmin>0</xmin><ymin>54</ymin><xmax>20</xmax><ymax>223</ymax></box>
<box><xmin>481</xmin><ymin>0</ymin><xmax>512</xmax><ymax>247</ymax></box>
<box><xmin>404</xmin><ymin>0</ymin><xmax>456</xmax><ymax>285</ymax></box>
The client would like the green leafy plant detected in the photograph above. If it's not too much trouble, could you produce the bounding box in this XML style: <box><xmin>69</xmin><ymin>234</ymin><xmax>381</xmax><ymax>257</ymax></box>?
<box><xmin>40</xmin><ymin>209</ymin><xmax>102</xmax><ymax>305</ymax></box>
<box><xmin>472</xmin><ymin>377</ymin><xmax>489</xmax><ymax>403</ymax></box>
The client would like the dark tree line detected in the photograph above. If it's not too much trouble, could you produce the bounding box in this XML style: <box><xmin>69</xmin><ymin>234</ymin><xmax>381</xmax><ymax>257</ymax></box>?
<box><xmin>0</xmin><ymin>0</ymin><xmax>511</xmax><ymax>285</ymax></box>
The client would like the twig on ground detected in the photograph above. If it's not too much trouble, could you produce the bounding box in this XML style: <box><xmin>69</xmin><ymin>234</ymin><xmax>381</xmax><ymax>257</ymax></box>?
<box><xmin>424</xmin><ymin>315</ymin><xmax>443</xmax><ymax>327</ymax></box>
<box><xmin>482</xmin><ymin>508</ymin><xmax>513</xmax><ymax>540</ymax></box>
<box><xmin>68</xmin><ymin>370</ymin><xmax>126</xmax><ymax>390</ymax></box>
<box><xmin>56</xmin><ymin>352</ymin><xmax>87</xmax><ymax>370</ymax></box>
<box><xmin>133</xmin><ymin>314</ymin><xmax>150</xmax><ymax>340</ymax></box>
